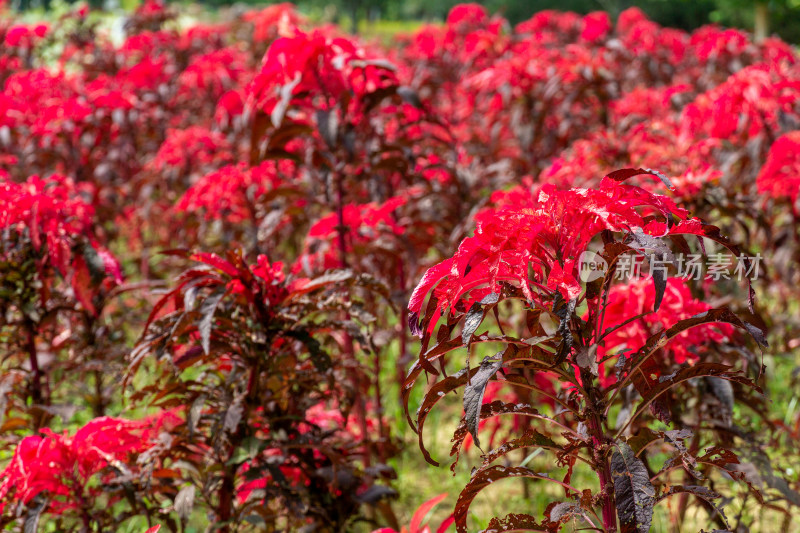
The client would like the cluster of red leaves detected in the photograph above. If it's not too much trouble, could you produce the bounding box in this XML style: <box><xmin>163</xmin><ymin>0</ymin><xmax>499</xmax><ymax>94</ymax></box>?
<box><xmin>249</xmin><ymin>27</ymin><xmax>398</xmax><ymax>122</ymax></box>
<box><xmin>0</xmin><ymin>411</ymin><xmax>180</xmax><ymax>515</ymax></box>
<box><xmin>410</xmin><ymin>176</ymin><xmax>691</xmax><ymax>331</ymax></box>
<box><xmin>756</xmin><ymin>131</ymin><xmax>800</xmax><ymax>207</ymax></box>
<box><xmin>147</xmin><ymin>127</ymin><xmax>234</xmax><ymax>175</ymax></box>
<box><xmin>0</xmin><ymin>174</ymin><xmax>94</xmax><ymax>271</ymax></box>
<box><xmin>0</xmin><ymin>174</ymin><xmax>121</xmax><ymax>314</ymax></box>
<box><xmin>294</xmin><ymin>196</ymin><xmax>407</xmax><ymax>274</ymax></box>
<box><xmin>599</xmin><ymin>278</ymin><xmax>735</xmax><ymax>383</ymax></box>
<box><xmin>175</xmin><ymin>160</ymin><xmax>299</xmax><ymax>224</ymax></box>
<box><xmin>244</xmin><ymin>3</ymin><xmax>304</xmax><ymax>43</ymax></box>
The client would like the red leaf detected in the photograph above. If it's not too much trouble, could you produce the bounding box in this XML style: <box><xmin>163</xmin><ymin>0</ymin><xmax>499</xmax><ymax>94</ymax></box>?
<box><xmin>409</xmin><ymin>493</ymin><xmax>448</xmax><ymax>533</ymax></box>
<box><xmin>190</xmin><ymin>252</ymin><xmax>240</xmax><ymax>277</ymax></box>
<box><xmin>72</xmin><ymin>254</ymin><xmax>97</xmax><ymax>316</ymax></box>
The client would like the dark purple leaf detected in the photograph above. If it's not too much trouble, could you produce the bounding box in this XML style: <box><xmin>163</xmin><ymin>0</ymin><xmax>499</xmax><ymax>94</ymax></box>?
<box><xmin>455</xmin><ymin>466</ymin><xmax>571</xmax><ymax>533</ymax></box>
<box><xmin>397</xmin><ymin>86</ymin><xmax>422</xmax><ymax>107</ymax></box>
<box><xmin>450</xmin><ymin>401</ymin><xmax>561</xmax><ymax>473</ymax></box>
<box><xmin>199</xmin><ymin>286</ymin><xmax>226</xmax><ymax>355</ymax></box>
<box><xmin>23</xmin><ymin>495</ymin><xmax>47</xmax><ymax>533</ymax></box>
<box><xmin>416</xmin><ymin>365</ymin><xmax>489</xmax><ymax>466</ymax></box>
<box><xmin>462</xmin><ymin>302</ymin><xmax>485</xmax><ymax>345</ymax></box>
<box><xmin>626</xmin><ymin>227</ymin><xmax>674</xmax><ymax>312</ymax></box>
<box><xmin>547</xmin><ymin>501</ymin><xmax>585</xmax><ymax>524</ymax></box>
<box><xmin>604</xmin><ymin>167</ymin><xmax>674</xmax><ymax>190</ymax></box>
<box><xmin>315</xmin><ymin>109</ymin><xmax>338</xmax><ymax>148</ymax></box>
<box><xmin>483</xmin><ymin>513</ymin><xmax>551</xmax><ymax>532</ymax></box>
<box><xmin>355</xmin><ymin>485</ymin><xmax>398</xmax><ymax>504</ymax></box>
<box><xmin>463</xmin><ymin>354</ymin><xmax>504</xmax><ymax>450</ymax></box>
<box><xmin>481</xmin><ymin>428</ymin><xmax>558</xmax><ymax>466</ymax></box>
<box><xmin>611</xmin><ymin>442</ymin><xmax>655</xmax><ymax>533</ymax></box>
<box><xmin>656</xmin><ymin>485</ymin><xmax>728</xmax><ymax>527</ymax></box>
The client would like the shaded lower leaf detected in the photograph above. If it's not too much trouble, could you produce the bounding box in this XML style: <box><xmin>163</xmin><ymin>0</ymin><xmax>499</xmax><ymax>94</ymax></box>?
<box><xmin>175</xmin><ymin>485</ymin><xmax>196</xmax><ymax>521</ymax></box>
<box><xmin>198</xmin><ymin>286</ymin><xmax>226</xmax><ymax>355</ymax></box>
<box><xmin>462</xmin><ymin>302</ymin><xmax>485</xmax><ymax>345</ymax></box>
<box><xmin>483</xmin><ymin>513</ymin><xmax>553</xmax><ymax>533</ymax></box>
<box><xmin>545</xmin><ymin>500</ymin><xmax>590</xmax><ymax>527</ymax></box>
<box><xmin>455</xmin><ymin>466</ymin><xmax>571</xmax><ymax>533</ymax></box>
<box><xmin>611</xmin><ymin>442</ymin><xmax>655</xmax><ymax>533</ymax></box>
<box><xmin>655</xmin><ymin>485</ymin><xmax>728</xmax><ymax>527</ymax></box>
<box><xmin>23</xmin><ymin>494</ymin><xmax>48</xmax><ymax>533</ymax></box>
<box><xmin>284</xmin><ymin>329</ymin><xmax>331</xmax><ymax>372</ymax></box>
<box><xmin>416</xmin><ymin>365</ymin><xmax>489</xmax><ymax>466</ymax></box>
<box><xmin>450</xmin><ymin>400</ymin><xmax>566</xmax><ymax>472</ymax></box>
<box><xmin>631</xmin><ymin>363</ymin><xmax>760</xmax><ymax>431</ymax></box>
<box><xmin>463</xmin><ymin>354</ymin><xmax>503</xmax><ymax>450</ymax></box>
<box><xmin>481</xmin><ymin>428</ymin><xmax>558</xmax><ymax>467</ymax></box>
<box><xmin>355</xmin><ymin>485</ymin><xmax>397</xmax><ymax>504</ymax></box>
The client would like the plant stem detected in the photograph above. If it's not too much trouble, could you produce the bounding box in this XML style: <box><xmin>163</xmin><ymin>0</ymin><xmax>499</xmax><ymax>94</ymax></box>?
<box><xmin>334</xmin><ymin>170</ymin><xmax>372</xmax><ymax>465</ymax></box>
<box><xmin>25</xmin><ymin>318</ymin><xmax>43</xmax><ymax>405</ymax></box>
<box><xmin>583</xmin><ymin>370</ymin><xmax>616</xmax><ymax>532</ymax></box>
<box><xmin>24</xmin><ymin>317</ymin><xmax>50</xmax><ymax>430</ymax></box>
<box><xmin>218</xmin><ymin>468</ymin><xmax>235</xmax><ymax>532</ymax></box>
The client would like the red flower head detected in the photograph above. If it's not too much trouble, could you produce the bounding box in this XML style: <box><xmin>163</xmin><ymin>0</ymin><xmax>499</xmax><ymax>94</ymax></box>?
<box><xmin>0</xmin><ymin>175</ymin><xmax>122</xmax><ymax>313</ymax></box>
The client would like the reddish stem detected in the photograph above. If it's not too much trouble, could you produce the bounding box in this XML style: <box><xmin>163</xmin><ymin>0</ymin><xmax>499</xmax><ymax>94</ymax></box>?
<box><xmin>334</xmin><ymin>171</ymin><xmax>372</xmax><ymax>465</ymax></box>
<box><xmin>24</xmin><ymin>317</ymin><xmax>49</xmax><ymax>430</ymax></box>
<box><xmin>218</xmin><ymin>469</ymin><xmax>235</xmax><ymax>532</ymax></box>
<box><xmin>397</xmin><ymin>261</ymin><xmax>409</xmax><ymax>400</ymax></box>
<box><xmin>583</xmin><ymin>370</ymin><xmax>616</xmax><ymax>532</ymax></box>
<box><xmin>598</xmin><ymin>453</ymin><xmax>617</xmax><ymax>532</ymax></box>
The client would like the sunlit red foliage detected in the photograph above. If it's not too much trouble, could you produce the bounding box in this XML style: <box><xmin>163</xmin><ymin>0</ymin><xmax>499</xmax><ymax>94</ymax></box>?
<box><xmin>0</xmin><ymin>174</ymin><xmax>121</xmax><ymax>313</ymax></box>
<box><xmin>294</xmin><ymin>197</ymin><xmax>407</xmax><ymax>274</ymax></box>
<box><xmin>757</xmin><ymin>131</ymin><xmax>800</xmax><ymax>206</ymax></box>
<box><xmin>409</xmin><ymin>177</ymin><xmax>691</xmax><ymax>331</ymax></box>
<box><xmin>0</xmin><ymin>411</ymin><xmax>180</xmax><ymax>514</ymax></box>
<box><xmin>598</xmin><ymin>277</ymin><xmax>736</xmax><ymax>385</ymax></box>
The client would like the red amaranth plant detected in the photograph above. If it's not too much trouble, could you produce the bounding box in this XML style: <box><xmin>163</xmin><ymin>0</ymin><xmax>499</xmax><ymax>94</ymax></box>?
<box><xmin>0</xmin><ymin>411</ymin><xmax>180</xmax><ymax>528</ymax></box>
<box><xmin>404</xmin><ymin>169</ymin><xmax>782</xmax><ymax>532</ymax></box>
<box><xmin>0</xmin><ymin>174</ymin><xmax>123</xmax><ymax>430</ymax></box>
<box><xmin>130</xmin><ymin>250</ymin><xmax>400</xmax><ymax>531</ymax></box>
